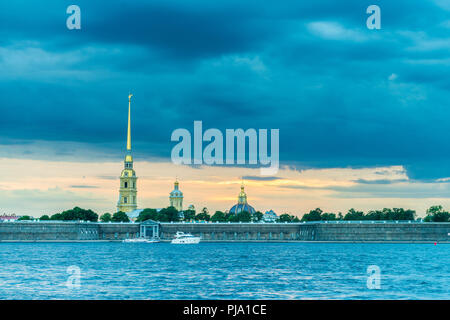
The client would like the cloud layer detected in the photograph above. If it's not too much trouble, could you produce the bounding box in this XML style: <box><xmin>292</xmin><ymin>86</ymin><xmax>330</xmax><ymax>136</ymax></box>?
<box><xmin>0</xmin><ymin>1</ymin><xmax>449</xmax><ymax>215</ymax></box>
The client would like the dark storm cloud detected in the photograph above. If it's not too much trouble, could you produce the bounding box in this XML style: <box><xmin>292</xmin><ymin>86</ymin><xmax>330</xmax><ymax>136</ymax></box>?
<box><xmin>352</xmin><ymin>179</ymin><xmax>409</xmax><ymax>185</ymax></box>
<box><xmin>0</xmin><ymin>0</ymin><xmax>449</xmax><ymax>179</ymax></box>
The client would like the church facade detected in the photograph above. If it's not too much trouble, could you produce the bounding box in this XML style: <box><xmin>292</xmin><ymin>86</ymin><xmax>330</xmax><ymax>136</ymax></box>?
<box><xmin>117</xmin><ymin>94</ymin><xmax>138</xmax><ymax>213</ymax></box>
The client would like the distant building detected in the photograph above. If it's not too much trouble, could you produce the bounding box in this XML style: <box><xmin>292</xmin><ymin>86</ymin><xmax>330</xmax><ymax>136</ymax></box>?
<box><xmin>263</xmin><ymin>210</ymin><xmax>278</xmax><ymax>223</ymax></box>
<box><xmin>229</xmin><ymin>183</ymin><xmax>256</xmax><ymax>215</ymax></box>
<box><xmin>0</xmin><ymin>214</ymin><xmax>20</xmax><ymax>222</ymax></box>
<box><xmin>169</xmin><ymin>179</ymin><xmax>183</xmax><ymax>211</ymax></box>
<box><xmin>117</xmin><ymin>94</ymin><xmax>138</xmax><ymax>213</ymax></box>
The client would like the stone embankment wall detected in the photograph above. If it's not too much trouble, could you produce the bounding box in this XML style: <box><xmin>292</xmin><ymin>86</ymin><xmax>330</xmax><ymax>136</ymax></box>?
<box><xmin>160</xmin><ymin>222</ymin><xmax>450</xmax><ymax>242</ymax></box>
<box><xmin>0</xmin><ymin>222</ymin><xmax>139</xmax><ymax>241</ymax></box>
<box><xmin>0</xmin><ymin>221</ymin><xmax>449</xmax><ymax>242</ymax></box>
<box><xmin>160</xmin><ymin>222</ymin><xmax>314</xmax><ymax>241</ymax></box>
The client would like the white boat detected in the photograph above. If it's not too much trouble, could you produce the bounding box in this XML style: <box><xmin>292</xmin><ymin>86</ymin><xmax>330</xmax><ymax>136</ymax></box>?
<box><xmin>171</xmin><ymin>231</ymin><xmax>201</xmax><ymax>244</ymax></box>
<box><xmin>123</xmin><ymin>237</ymin><xmax>159</xmax><ymax>243</ymax></box>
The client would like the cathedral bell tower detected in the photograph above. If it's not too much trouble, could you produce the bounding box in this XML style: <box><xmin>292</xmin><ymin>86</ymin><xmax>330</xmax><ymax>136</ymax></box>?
<box><xmin>169</xmin><ymin>179</ymin><xmax>183</xmax><ymax>211</ymax></box>
<box><xmin>117</xmin><ymin>94</ymin><xmax>138</xmax><ymax>213</ymax></box>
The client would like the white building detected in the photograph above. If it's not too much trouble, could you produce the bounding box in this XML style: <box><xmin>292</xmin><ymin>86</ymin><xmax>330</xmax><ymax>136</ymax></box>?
<box><xmin>263</xmin><ymin>210</ymin><xmax>278</xmax><ymax>223</ymax></box>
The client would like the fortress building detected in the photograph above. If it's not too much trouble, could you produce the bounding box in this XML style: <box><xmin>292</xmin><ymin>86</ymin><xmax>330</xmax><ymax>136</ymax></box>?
<box><xmin>229</xmin><ymin>183</ymin><xmax>256</xmax><ymax>215</ymax></box>
<box><xmin>117</xmin><ymin>94</ymin><xmax>138</xmax><ymax>213</ymax></box>
<box><xmin>169</xmin><ymin>179</ymin><xmax>183</xmax><ymax>211</ymax></box>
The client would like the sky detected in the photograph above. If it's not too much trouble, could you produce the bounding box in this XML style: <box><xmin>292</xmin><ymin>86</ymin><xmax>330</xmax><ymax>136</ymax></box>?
<box><xmin>0</xmin><ymin>0</ymin><xmax>449</xmax><ymax>217</ymax></box>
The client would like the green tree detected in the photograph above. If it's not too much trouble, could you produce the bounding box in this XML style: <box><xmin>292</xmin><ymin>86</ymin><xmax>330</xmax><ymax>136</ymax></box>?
<box><xmin>391</xmin><ymin>208</ymin><xmax>415</xmax><ymax>220</ymax></box>
<box><xmin>56</xmin><ymin>207</ymin><xmax>98</xmax><ymax>222</ymax></box>
<box><xmin>366</xmin><ymin>210</ymin><xmax>384</xmax><ymax>220</ymax></box>
<box><xmin>253</xmin><ymin>211</ymin><xmax>263</xmax><ymax>222</ymax></box>
<box><xmin>100</xmin><ymin>213</ymin><xmax>112</xmax><ymax>222</ymax></box>
<box><xmin>211</xmin><ymin>211</ymin><xmax>226</xmax><ymax>222</ymax></box>
<box><xmin>159</xmin><ymin>206</ymin><xmax>179</xmax><ymax>222</ymax></box>
<box><xmin>226</xmin><ymin>213</ymin><xmax>239</xmax><ymax>222</ymax></box>
<box><xmin>382</xmin><ymin>208</ymin><xmax>394</xmax><ymax>220</ymax></box>
<box><xmin>50</xmin><ymin>213</ymin><xmax>63</xmax><ymax>220</ymax></box>
<box><xmin>195</xmin><ymin>210</ymin><xmax>210</xmax><ymax>221</ymax></box>
<box><xmin>39</xmin><ymin>215</ymin><xmax>50</xmax><ymax>221</ymax></box>
<box><xmin>136</xmin><ymin>208</ymin><xmax>158</xmax><ymax>222</ymax></box>
<box><xmin>321</xmin><ymin>212</ymin><xmax>337</xmax><ymax>221</ymax></box>
<box><xmin>236</xmin><ymin>211</ymin><xmax>252</xmax><ymax>222</ymax></box>
<box><xmin>112</xmin><ymin>211</ymin><xmax>130</xmax><ymax>222</ymax></box>
<box><xmin>424</xmin><ymin>205</ymin><xmax>450</xmax><ymax>222</ymax></box>
<box><xmin>344</xmin><ymin>208</ymin><xmax>365</xmax><ymax>220</ymax></box>
<box><xmin>403</xmin><ymin>209</ymin><xmax>416</xmax><ymax>220</ymax></box>
<box><xmin>156</xmin><ymin>211</ymin><xmax>169</xmax><ymax>222</ymax></box>
<box><xmin>183</xmin><ymin>209</ymin><xmax>196</xmax><ymax>221</ymax></box>
<box><xmin>279</xmin><ymin>213</ymin><xmax>294</xmax><ymax>222</ymax></box>
<box><xmin>18</xmin><ymin>215</ymin><xmax>32</xmax><ymax>221</ymax></box>
<box><xmin>301</xmin><ymin>208</ymin><xmax>323</xmax><ymax>221</ymax></box>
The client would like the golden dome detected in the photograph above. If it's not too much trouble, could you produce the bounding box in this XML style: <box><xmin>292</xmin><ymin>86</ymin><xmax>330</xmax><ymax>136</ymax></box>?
<box><xmin>238</xmin><ymin>183</ymin><xmax>247</xmax><ymax>204</ymax></box>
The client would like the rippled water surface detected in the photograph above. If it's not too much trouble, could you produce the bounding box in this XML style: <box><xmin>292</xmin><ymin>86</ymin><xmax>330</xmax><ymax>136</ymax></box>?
<box><xmin>0</xmin><ymin>242</ymin><xmax>448</xmax><ymax>299</ymax></box>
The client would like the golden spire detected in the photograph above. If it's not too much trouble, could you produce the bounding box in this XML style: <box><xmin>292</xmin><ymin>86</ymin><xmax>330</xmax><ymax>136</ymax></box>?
<box><xmin>127</xmin><ymin>93</ymin><xmax>133</xmax><ymax>151</ymax></box>
<box><xmin>238</xmin><ymin>181</ymin><xmax>247</xmax><ymax>204</ymax></box>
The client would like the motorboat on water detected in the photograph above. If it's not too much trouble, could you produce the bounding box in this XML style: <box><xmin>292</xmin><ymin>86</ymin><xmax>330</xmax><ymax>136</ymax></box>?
<box><xmin>171</xmin><ymin>231</ymin><xmax>201</xmax><ymax>244</ymax></box>
<box><xmin>123</xmin><ymin>237</ymin><xmax>160</xmax><ymax>243</ymax></box>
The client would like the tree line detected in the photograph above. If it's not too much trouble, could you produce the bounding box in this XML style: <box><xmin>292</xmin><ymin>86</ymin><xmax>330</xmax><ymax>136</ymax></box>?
<box><xmin>300</xmin><ymin>208</ymin><xmax>416</xmax><ymax>221</ymax></box>
<box><xmin>135</xmin><ymin>207</ymin><xmax>264</xmax><ymax>223</ymax></box>
<box><xmin>17</xmin><ymin>205</ymin><xmax>450</xmax><ymax>223</ymax></box>
<box><xmin>295</xmin><ymin>206</ymin><xmax>449</xmax><ymax>222</ymax></box>
<box><xmin>19</xmin><ymin>207</ymin><xmax>129</xmax><ymax>222</ymax></box>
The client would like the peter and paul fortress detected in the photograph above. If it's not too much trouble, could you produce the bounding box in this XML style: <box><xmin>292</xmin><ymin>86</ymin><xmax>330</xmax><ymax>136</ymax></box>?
<box><xmin>117</xmin><ymin>94</ymin><xmax>138</xmax><ymax>213</ymax></box>
<box><xmin>115</xmin><ymin>93</ymin><xmax>254</xmax><ymax>218</ymax></box>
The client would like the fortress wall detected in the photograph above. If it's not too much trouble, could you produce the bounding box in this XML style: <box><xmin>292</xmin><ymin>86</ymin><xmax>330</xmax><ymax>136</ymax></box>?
<box><xmin>159</xmin><ymin>222</ymin><xmax>307</xmax><ymax>241</ymax></box>
<box><xmin>313</xmin><ymin>222</ymin><xmax>450</xmax><ymax>242</ymax></box>
<box><xmin>160</xmin><ymin>222</ymin><xmax>450</xmax><ymax>242</ymax></box>
<box><xmin>98</xmin><ymin>223</ymin><xmax>140</xmax><ymax>240</ymax></box>
<box><xmin>0</xmin><ymin>222</ymin><xmax>140</xmax><ymax>241</ymax></box>
<box><xmin>0</xmin><ymin>222</ymin><xmax>99</xmax><ymax>240</ymax></box>
<box><xmin>0</xmin><ymin>221</ymin><xmax>448</xmax><ymax>242</ymax></box>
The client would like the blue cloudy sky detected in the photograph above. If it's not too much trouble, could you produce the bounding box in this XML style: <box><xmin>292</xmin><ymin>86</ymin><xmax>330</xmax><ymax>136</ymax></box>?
<box><xmin>0</xmin><ymin>0</ymin><xmax>449</xmax><ymax>216</ymax></box>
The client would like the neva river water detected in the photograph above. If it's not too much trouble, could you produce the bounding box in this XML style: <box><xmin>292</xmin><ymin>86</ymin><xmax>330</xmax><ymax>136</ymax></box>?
<box><xmin>0</xmin><ymin>242</ymin><xmax>448</xmax><ymax>300</ymax></box>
